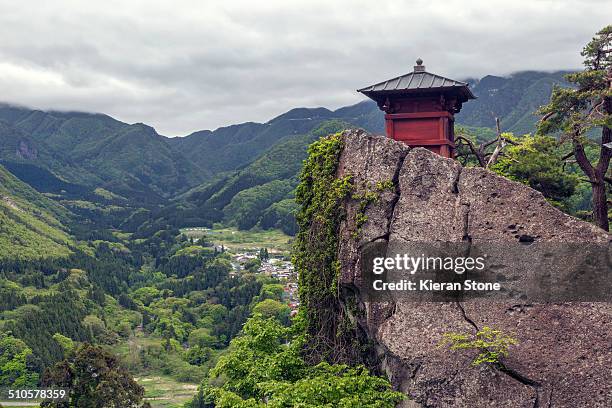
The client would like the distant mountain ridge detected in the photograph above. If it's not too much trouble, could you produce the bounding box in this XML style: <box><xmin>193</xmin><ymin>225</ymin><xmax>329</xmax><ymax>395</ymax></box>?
<box><xmin>0</xmin><ymin>70</ymin><xmax>572</xmax><ymax>233</ymax></box>
<box><xmin>0</xmin><ymin>103</ymin><xmax>205</xmax><ymax>204</ymax></box>
<box><xmin>168</xmin><ymin>102</ymin><xmax>384</xmax><ymax>175</ymax></box>
<box><xmin>459</xmin><ymin>70</ymin><xmax>571</xmax><ymax>133</ymax></box>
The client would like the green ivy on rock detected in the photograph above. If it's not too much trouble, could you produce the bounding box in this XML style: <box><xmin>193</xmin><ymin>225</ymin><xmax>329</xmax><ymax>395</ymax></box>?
<box><xmin>292</xmin><ymin>131</ymin><xmax>378</xmax><ymax>366</ymax></box>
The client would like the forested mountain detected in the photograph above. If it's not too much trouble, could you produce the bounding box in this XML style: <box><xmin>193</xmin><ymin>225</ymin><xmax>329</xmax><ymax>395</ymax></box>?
<box><xmin>154</xmin><ymin>120</ymin><xmax>350</xmax><ymax>234</ymax></box>
<box><xmin>168</xmin><ymin>103</ymin><xmax>383</xmax><ymax>175</ymax></box>
<box><xmin>0</xmin><ymin>164</ymin><xmax>73</xmax><ymax>259</ymax></box>
<box><xmin>0</xmin><ymin>70</ymin><xmax>572</xmax><ymax>235</ymax></box>
<box><xmin>0</xmin><ymin>104</ymin><xmax>205</xmax><ymax>204</ymax></box>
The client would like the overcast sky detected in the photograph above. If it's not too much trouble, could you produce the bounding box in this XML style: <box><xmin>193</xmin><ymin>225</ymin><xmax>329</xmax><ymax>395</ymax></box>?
<box><xmin>0</xmin><ymin>0</ymin><xmax>610</xmax><ymax>136</ymax></box>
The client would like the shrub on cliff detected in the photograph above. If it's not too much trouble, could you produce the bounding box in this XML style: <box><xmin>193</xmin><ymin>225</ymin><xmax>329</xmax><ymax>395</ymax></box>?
<box><xmin>189</xmin><ymin>315</ymin><xmax>403</xmax><ymax>408</ymax></box>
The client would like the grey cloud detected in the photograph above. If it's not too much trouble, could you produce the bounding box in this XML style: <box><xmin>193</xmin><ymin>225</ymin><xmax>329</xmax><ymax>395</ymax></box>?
<box><xmin>0</xmin><ymin>0</ymin><xmax>610</xmax><ymax>135</ymax></box>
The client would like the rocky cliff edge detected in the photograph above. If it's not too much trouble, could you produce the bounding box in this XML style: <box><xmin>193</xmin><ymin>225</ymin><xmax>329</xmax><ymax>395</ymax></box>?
<box><xmin>334</xmin><ymin>129</ymin><xmax>611</xmax><ymax>408</ymax></box>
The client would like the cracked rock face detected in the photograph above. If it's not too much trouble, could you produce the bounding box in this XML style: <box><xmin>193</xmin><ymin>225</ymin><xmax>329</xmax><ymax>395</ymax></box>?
<box><xmin>336</xmin><ymin>129</ymin><xmax>611</xmax><ymax>408</ymax></box>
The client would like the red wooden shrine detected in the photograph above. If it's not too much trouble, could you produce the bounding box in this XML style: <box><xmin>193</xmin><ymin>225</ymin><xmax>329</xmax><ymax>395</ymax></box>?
<box><xmin>358</xmin><ymin>59</ymin><xmax>475</xmax><ymax>158</ymax></box>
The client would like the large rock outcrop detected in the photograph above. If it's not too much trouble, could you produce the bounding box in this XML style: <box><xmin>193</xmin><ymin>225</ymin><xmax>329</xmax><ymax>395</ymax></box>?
<box><xmin>335</xmin><ymin>129</ymin><xmax>611</xmax><ymax>407</ymax></box>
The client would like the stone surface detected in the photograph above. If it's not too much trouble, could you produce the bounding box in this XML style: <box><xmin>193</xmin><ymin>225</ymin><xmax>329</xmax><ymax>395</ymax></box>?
<box><xmin>336</xmin><ymin>130</ymin><xmax>612</xmax><ymax>408</ymax></box>
<box><xmin>336</xmin><ymin>129</ymin><xmax>409</xmax><ymax>288</ymax></box>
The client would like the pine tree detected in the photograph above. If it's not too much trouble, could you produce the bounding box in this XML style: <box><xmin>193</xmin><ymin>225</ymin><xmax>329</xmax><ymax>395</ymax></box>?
<box><xmin>538</xmin><ymin>25</ymin><xmax>612</xmax><ymax>230</ymax></box>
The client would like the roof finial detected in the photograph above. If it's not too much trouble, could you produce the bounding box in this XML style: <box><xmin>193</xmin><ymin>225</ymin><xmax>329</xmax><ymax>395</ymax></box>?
<box><xmin>414</xmin><ymin>58</ymin><xmax>425</xmax><ymax>72</ymax></box>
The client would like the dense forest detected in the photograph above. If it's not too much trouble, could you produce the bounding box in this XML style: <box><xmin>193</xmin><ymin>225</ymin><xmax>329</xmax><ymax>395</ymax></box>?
<box><xmin>0</xmin><ymin>177</ymin><xmax>286</xmax><ymax>406</ymax></box>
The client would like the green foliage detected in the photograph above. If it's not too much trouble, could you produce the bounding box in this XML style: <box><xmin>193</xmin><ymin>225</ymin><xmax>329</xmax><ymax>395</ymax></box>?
<box><xmin>83</xmin><ymin>315</ymin><xmax>108</xmax><ymax>340</ymax></box>
<box><xmin>0</xmin><ymin>107</ymin><xmax>205</xmax><ymax>204</ymax></box>
<box><xmin>0</xmin><ymin>221</ymin><xmax>269</xmax><ymax>399</ymax></box>
<box><xmin>0</xmin><ymin>331</ymin><xmax>39</xmax><ymax>387</ymax></box>
<box><xmin>258</xmin><ymin>248</ymin><xmax>269</xmax><ymax>261</ymax></box>
<box><xmin>197</xmin><ymin>315</ymin><xmax>403</xmax><ymax>407</ymax></box>
<box><xmin>293</xmin><ymin>132</ymin><xmax>353</xmax><ymax>359</ymax></box>
<box><xmin>375</xmin><ymin>179</ymin><xmax>395</xmax><ymax>192</ymax></box>
<box><xmin>174</xmin><ymin>120</ymin><xmax>350</xmax><ymax>232</ymax></box>
<box><xmin>260</xmin><ymin>198</ymin><xmax>299</xmax><ymax>235</ymax></box>
<box><xmin>87</xmin><ymin>285</ymin><xmax>106</xmax><ymax>306</ymax></box>
<box><xmin>132</xmin><ymin>286</ymin><xmax>161</xmax><ymax>306</ymax></box>
<box><xmin>209</xmin><ymin>316</ymin><xmax>301</xmax><ymax>399</ymax></box>
<box><xmin>223</xmin><ymin>180</ymin><xmax>294</xmax><ymax>230</ymax></box>
<box><xmin>41</xmin><ymin>343</ymin><xmax>148</xmax><ymax>408</ymax></box>
<box><xmin>490</xmin><ymin>134</ymin><xmax>579</xmax><ymax>206</ymax></box>
<box><xmin>455</xmin><ymin>125</ymin><xmax>498</xmax><ymax>144</ymax></box>
<box><xmin>351</xmin><ymin>182</ymin><xmax>389</xmax><ymax>239</ymax></box>
<box><xmin>439</xmin><ymin>326</ymin><xmax>518</xmax><ymax>367</ymax></box>
<box><xmin>52</xmin><ymin>333</ymin><xmax>75</xmax><ymax>358</ymax></box>
<box><xmin>243</xmin><ymin>258</ymin><xmax>262</xmax><ymax>273</ymax></box>
<box><xmin>254</xmin><ymin>283</ymin><xmax>285</xmax><ymax>303</ymax></box>
<box><xmin>255</xmin><ymin>362</ymin><xmax>404</xmax><ymax>408</ymax></box>
<box><xmin>188</xmin><ymin>328</ymin><xmax>219</xmax><ymax>349</ymax></box>
<box><xmin>185</xmin><ymin>345</ymin><xmax>214</xmax><ymax>366</ymax></box>
<box><xmin>0</xmin><ymin>181</ymin><xmax>289</xmax><ymax>406</ymax></box>
<box><xmin>252</xmin><ymin>299</ymin><xmax>290</xmax><ymax>324</ymax></box>
<box><xmin>3</xmin><ymin>289</ymin><xmax>92</xmax><ymax>371</ymax></box>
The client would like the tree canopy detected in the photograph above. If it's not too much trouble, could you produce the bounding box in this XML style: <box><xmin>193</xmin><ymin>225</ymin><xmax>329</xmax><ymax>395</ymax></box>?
<box><xmin>41</xmin><ymin>344</ymin><xmax>148</xmax><ymax>408</ymax></box>
<box><xmin>187</xmin><ymin>315</ymin><xmax>404</xmax><ymax>408</ymax></box>
<box><xmin>491</xmin><ymin>134</ymin><xmax>579</xmax><ymax>208</ymax></box>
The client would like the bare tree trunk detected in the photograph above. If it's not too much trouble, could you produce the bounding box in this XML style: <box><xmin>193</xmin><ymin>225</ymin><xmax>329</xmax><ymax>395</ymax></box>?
<box><xmin>593</xmin><ymin>91</ymin><xmax>612</xmax><ymax>231</ymax></box>
<box><xmin>592</xmin><ymin>178</ymin><xmax>609</xmax><ymax>231</ymax></box>
<box><xmin>594</xmin><ymin>118</ymin><xmax>611</xmax><ymax>231</ymax></box>
<box><xmin>486</xmin><ymin>139</ymin><xmax>507</xmax><ymax>168</ymax></box>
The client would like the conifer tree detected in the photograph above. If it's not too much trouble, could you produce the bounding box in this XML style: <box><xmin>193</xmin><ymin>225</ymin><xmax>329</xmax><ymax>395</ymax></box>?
<box><xmin>538</xmin><ymin>25</ymin><xmax>612</xmax><ymax>230</ymax></box>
